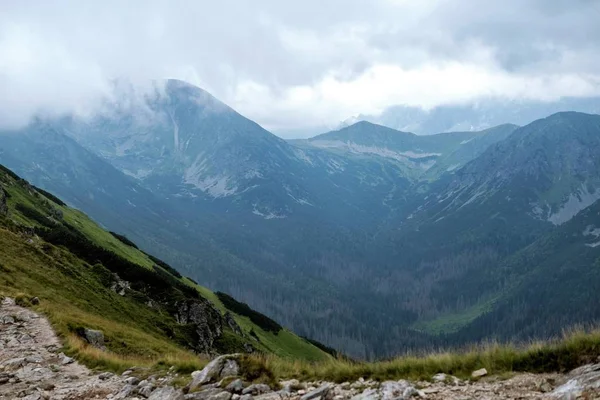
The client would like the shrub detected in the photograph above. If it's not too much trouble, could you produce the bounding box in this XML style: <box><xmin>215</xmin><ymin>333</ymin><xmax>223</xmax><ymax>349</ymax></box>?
<box><xmin>15</xmin><ymin>203</ymin><xmax>54</xmax><ymax>227</ymax></box>
<box><xmin>239</xmin><ymin>355</ymin><xmax>278</xmax><ymax>387</ymax></box>
<box><xmin>146</xmin><ymin>254</ymin><xmax>182</xmax><ymax>278</ymax></box>
<box><xmin>15</xmin><ymin>293</ymin><xmax>32</xmax><ymax>307</ymax></box>
<box><xmin>32</xmin><ymin>186</ymin><xmax>67</xmax><ymax>206</ymax></box>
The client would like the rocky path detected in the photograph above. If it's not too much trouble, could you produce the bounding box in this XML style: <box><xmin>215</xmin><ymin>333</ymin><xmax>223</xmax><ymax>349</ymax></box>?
<box><xmin>2</xmin><ymin>298</ymin><xmax>600</xmax><ymax>400</ymax></box>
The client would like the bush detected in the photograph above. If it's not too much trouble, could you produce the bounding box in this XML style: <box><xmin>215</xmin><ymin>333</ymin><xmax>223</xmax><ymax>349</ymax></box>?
<box><xmin>239</xmin><ymin>355</ymin><xmax>278</xmax><ymax>387</ymax></box>
<box><xmin>32</xmin><ymin>186</ymin><xmax>67</xmax><ymax>206</ymax></box>
<box><xmin>216</xmin><ymin>292</ymin><xmax>282</xmax><ymax>334</ymax></box>
<box><xmin>146</xmin><ymin>254</ymin><xmax>182</xmax><ymax>278</ymax></box>
<box><xmin>15</xmin><ymin>203</ymin><xmax>54</xmax><ymax>227</ymax></box>
<box><xmin>15</xmin><ymin>293</ymin><xmax>32</xmax><ymax>307</ymax></box>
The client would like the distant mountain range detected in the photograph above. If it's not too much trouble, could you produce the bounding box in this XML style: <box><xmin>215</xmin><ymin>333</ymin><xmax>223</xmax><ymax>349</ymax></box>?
<box><xmin>340</xmin><ymin>97</ymin><xmax>600</xmax><ymax>135</ymax></box>
<box><xmin>1</xmin><ymin>79</ymin><xmax>599</xmax><ymax>359</ymax></box>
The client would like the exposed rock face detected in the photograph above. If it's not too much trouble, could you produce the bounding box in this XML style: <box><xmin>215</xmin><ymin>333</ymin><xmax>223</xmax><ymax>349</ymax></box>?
<box><xmin>175</xmin><ymin>299</ymin><xmax>226</xmax><ymax>354</ymax></box>
<box><xmin>224</xmin><ymin>312</ymin><xmax>243</xmax><ymax>336</ymax></box>
<box><xmin>0</xmin><ymin>187</ymin><xmax>7</xmax><ymax>216</ymax></box>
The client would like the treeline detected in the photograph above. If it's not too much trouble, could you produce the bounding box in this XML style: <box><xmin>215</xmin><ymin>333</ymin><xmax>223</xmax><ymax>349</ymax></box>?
<box><xmin>216</xmin><ymin>291</ymin><xmax>282</xmax><ymax>334</ymax></box>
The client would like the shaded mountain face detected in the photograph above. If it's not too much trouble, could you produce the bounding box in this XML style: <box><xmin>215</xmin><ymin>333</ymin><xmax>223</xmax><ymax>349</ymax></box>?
<box><xmin>2</xmin><ymin>77</ymin><xmax>600</xmax><ymax>360</ymax></box>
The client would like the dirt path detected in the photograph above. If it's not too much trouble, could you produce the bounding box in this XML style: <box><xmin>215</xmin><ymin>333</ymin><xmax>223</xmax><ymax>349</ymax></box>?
<box><xmin>0</xmin><ymin>297</ymin><xmax>125</xmax><ymax>400</ymax></box>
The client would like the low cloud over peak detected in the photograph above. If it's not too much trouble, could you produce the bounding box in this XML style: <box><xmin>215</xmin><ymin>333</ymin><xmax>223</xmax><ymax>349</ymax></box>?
<box><xmin>1</xmin><ymin>0</ymin><xmax>599</xmax><ymax>135</ymax></box>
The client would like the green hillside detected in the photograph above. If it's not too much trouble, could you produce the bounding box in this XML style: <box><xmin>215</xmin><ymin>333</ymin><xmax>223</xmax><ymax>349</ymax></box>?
<box><xmin>0</xmin><ymin>164</ymin><xmax>328</xmax><ymax>372</ymax></box>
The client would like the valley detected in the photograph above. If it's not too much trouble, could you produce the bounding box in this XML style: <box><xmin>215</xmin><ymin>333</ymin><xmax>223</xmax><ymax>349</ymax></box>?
<box><xmin>1</xmin><ymin>81</ymin><xmax>599</xmax><ymax>360</ymax></box>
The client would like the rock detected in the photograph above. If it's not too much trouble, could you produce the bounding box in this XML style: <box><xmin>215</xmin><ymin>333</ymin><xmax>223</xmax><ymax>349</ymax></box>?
<box><xmin>37</xmin><ymin>382</ymin><xmax>55</xmax><ymax>391</ymax></box>
<box><xmin>380</xmin><ymin>381</ymin><xmax>418</xmax><ymax>400</ymax></box>
<box><xmin>58</xmin><ymin>353</ymin><xmax>74</xmax><ymax>365</ymax></box>
<box><xmin>4</xmin><ymin>357</ymin><xmax>26</xmax><ymax>369</ymax></box>
<box><xmin>30</xmin><ymin>297</ymin><xmax>40</xmax><ymax>305</ymax></box>
<box><xmin>138</xmin><ymin>383</ymin><xmax>155</xmax><ymax>398</ymax></box>
<box><xmin>471</xmin><ymin>368</ymin><xmax>488</xmax><ymax>378</ymax></box>
<box><xmin>300</xmin><ymin>383</ymin><xmax>332</xmax><ymax>400</ymax></box>
<box><xmin>123</xmin><ymin>370</ymin><xmax>134</xmax><ymax>376</ymax></box>
<box><xmin>538</xmin><ymin>380</ymin><xmax>553</xmax><ymax>393</ymax></box>
<box><xmin>175</xmin><ymin>299</ymin><xmax>227</xmax><ymax>354</ymax></box>
<box><xmin>350</xmin><ymin>381</ymin><xmax>417</xmax><ymax>400</ymax></box>
<box><xmin>149</xmin><ymin>386</ymin><xmax>185</xmax><ymax>400</ymax></box>
<box><xmin>224</xmin><ymin>312</ymin><xmax>243</xmax><ymax>336</ymax></box>
<box><xmin>81</xmin><ymin>328</ymin><xmax>106</xmax><ymax>350</ymax></box>
<box><xmin>185</xmin><ymin>388</ymin><xmax>230</xmax><ymax>400</ymax></box>
<box><xmin>99</xmin><ymin>372</ymin><xmax>114</xmax><ymax>380</ymax></box>
<box><xmin>126</xmin><ymin>376</ymin><xmax>141</xmax><ymax>385</ymax></box>
<box><xmin>431</xmin><ymin>373</ymin><xmax>460</xmax><ymax>385</ymax></box>
<box><xmin>114</xmin><ymin>384</ymin><xmax>136</xmax><ymax>399</ymax></box>
<box><xmin>547</xmin><ymin>363</ymin><xmax>600</xmax><ymax>399</ymax></box>
<box><xmin>281</xmin><ymin>379</ymin><xmax>302</xmax><ymax>393</ymax></box>
<box><xmin>254</xmin><ymin>393</ymin><xmax>282</xmax><ymax>400</ymax></box>
<box><xmin>221</xmin><ymin>359</ymin><xmax>240</xmax><ymax>379</ymax></box>
<box><xmin>242</xmin><ymin>383</ymin><xmax>272</xmax><ymax>395</ymax></box>
<box><xmin>225</xmin><ymin>379</ymin><xmax>245</xmax><ymax>394</ymax></box>
<box><xmin>189</xmin><ymin>355</ymin><xmax>241</xmax><ymax>390</ymax></box>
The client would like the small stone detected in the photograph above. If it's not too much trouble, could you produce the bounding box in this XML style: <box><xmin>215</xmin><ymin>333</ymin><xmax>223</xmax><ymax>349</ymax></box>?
<box><xmin>30</xmin><ymin>297</ymin><xmax>40</xmax><ymax>305</ymax></box>
<box><xmin>242</xmin><ymin>383</ymin><xmax>271</xmax><ymax>395</ymax></box>
<box><xmin>471</xmin><ymin>368</ymin><xmax>488</xmax><ymax>379</ymax></box>
<box><xmin>57</xmin><ymin>353</ymin><xmax>74</xmax><ymax>365</ymax></box>
<box><xmin>125</xmin><ymin>376</ymin><xmax>141</xmax><ymax>385</ymax></box>
<box><xmin>99</xmin><ymin>372</ymin><xmax>114</xmax><ymax>380</ymax></box>
<box><xmin>122</xmin><ymin>370</ymin><xmax>134</xmax><ymax>376</ymax></box>
<box><xmin>225</xmin><ymin>379</ymin><xmax>245</xmax><ymax>394</ymax></box>
<box><xmin>37</xmin><ymin>382</ymin><xmax>55</xmax><ymax>391</ymax></box>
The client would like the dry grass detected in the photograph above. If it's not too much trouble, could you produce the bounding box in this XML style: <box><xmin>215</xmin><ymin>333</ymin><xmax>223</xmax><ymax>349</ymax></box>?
<box><xmin>262</xmin><ymin>327</ymin><xmax>600</xmax><ymax>383</ymax></box>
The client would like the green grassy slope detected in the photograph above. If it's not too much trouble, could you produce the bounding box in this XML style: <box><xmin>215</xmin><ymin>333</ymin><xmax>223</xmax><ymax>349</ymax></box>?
<box><xmin>0</xmin><ymin>164</ymin><xmax>328</xmax><ymax>369</ymax></box>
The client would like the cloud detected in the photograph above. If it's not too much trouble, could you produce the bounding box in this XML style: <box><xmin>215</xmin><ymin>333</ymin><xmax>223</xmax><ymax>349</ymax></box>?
<box><xmin>0</xmin><ymin>0</ymin><xmax>599</xmax><ymax>134</ymax></box>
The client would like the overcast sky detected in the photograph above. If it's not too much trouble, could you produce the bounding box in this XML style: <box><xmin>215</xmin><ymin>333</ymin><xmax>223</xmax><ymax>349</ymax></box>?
<box><xmin>1</xmin><ymin>0</ymin><xmax>600</xmax><ymax>135</ymax></box>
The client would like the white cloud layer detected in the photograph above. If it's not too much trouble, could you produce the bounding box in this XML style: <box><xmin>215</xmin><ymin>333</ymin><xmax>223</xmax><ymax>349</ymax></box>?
<box><xmin>1</xmin><ymin>0</ymin><xmax>599</xmax><ymax>135</ymax></box>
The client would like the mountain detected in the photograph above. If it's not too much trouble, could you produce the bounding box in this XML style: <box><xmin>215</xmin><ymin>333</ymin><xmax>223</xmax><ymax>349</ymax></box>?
<box><xmin>344</xmin><ymin>97</ymin><xmax>600</xmax><ymax>135</ymax></box>
<box><xmin>0</xmin><ymin>163</ymin><xmax>329</xmax><ymax>361</ymax></box>
<box><xmin>3</xmin><ymin>76</ymin><xmax>600</xmax><ymax>360</ymax></box>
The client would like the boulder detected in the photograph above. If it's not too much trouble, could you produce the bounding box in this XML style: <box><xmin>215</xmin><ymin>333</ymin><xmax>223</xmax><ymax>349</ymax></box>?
<box><xmin>189</xmin><ymin>355</ymin><xmax>241</xmax><ymax>391</ymax></box>
<box><xmin>148</xmin><ymin>386</ymin><xmax>185</xmax><ymax>400</ymax></box>
<box><xmin>81</xmin><ymin>328</ymin><xmax>106</xmax><ymax>350</ymax></box>
<box><xmin>471</xmin><ymin>368</ymin><xmax>488</xmax><ymax>379</ymax></box>
<box><xmin>547</xmin><ymin>363</ymin><xmax>600</xmax><ymax>399</ymax></box>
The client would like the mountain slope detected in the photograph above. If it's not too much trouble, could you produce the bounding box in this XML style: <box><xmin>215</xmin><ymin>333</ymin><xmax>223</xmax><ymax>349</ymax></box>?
<box><xmin>0</xmin><ymin>164</ymin><xmax>329</xmax><ymax>362</ymax></box>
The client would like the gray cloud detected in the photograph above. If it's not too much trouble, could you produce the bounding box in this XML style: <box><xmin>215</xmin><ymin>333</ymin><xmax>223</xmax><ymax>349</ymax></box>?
<box><xmin>0</xmin><ymin>0</ymin><xmax>599</xmax><ymax>135</ymax></box>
